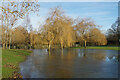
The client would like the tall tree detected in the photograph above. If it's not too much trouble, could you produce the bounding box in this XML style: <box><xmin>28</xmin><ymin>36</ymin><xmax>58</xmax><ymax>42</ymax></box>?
<box><xmin>1</xmin><ymin>2</ymin><xmax>40</xmax><ymax>49</ymax></box>
<box><xmin>12</xmin><ymin>26</ymin><xmax>28</xmax><ymax>48</ymax></box>
<box><xmin>42</xmin><ymin>7</ymin><xmax>74</xmax><ymax>50</ymax></box>
<box><xmin>107</xmin><ymin>18</ymin><xmax>120</xmax><ymax>46</ymax></box>
<box><xmin>89</xmin><ymin>28</ymin><xmax>107</xmax><ymax>45</ymax></box>
<box><xmin>74</xmin><ymin>18</ymin><xmax>96</xmax><ymax>48</ymax></box>
<box><xmin>42</xmin><ymin>18</ymin><xmax>56</xmax><ymax>50</ymax></box>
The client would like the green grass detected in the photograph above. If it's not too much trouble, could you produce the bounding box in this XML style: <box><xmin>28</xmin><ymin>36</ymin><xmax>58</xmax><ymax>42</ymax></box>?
<box><xmin>2</xmin><ymin>49</ymin><xmax>32</xmax><ymax>78</ymax></box>
<box><xmin>72</xmin><ymin>46</ymin><xmax>120</xmax><ymax>50</ymax></box>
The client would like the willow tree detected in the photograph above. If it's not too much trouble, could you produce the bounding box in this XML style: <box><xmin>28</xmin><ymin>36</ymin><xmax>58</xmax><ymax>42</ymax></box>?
<box><xmin>58</xmin><ymin>17</ymin><xmax>74</xmax><ymax>48</ymax></box>
<box><xmin>42</xmin><ymin>7</ymin><xmax>74</xmax><ymax>50</ymax></box>
<box><xmin>42</xmin><ymin>18</ymin><xmax>56</xmax><ymax>50</ymax></box>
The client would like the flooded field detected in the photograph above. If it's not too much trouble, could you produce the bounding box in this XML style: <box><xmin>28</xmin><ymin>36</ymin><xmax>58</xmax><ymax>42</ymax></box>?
<box><xmin>20</xmin><ymin>49</ymin><xmax>119</xmax><ymax>78</ymax></box>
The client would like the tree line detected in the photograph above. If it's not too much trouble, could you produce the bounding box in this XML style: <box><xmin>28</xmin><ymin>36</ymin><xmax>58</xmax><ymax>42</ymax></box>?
<box><xmin>1</xmin><ymin>2</ymin><xmax>118</xmax><ymax>50</ymax></box>
<box><xmin>106</xmin><ymin>17</ymin><xmax>120</xmax><ymax>46</ymax></box>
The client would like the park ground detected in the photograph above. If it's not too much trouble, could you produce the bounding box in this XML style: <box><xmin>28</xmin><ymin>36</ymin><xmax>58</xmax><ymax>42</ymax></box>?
<box><xmin>2</xmin><ymin>46</ymin><xmax>120</xmax><ymax>78</ymax></box>
<box><xmin>72</xmin><ymin>46</ymin><xmax>120</xmax><ymax>50</ymax></box>
<box><xmin>2</xmin><ymin>49</ymin><xmax>32</xmax><ymax>78</ymax></box>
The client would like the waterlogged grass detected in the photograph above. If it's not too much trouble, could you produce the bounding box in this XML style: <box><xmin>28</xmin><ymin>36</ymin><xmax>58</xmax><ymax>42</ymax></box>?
<box><xmin>72</xmin><ymin>46</ymin><xmax>120</xmax><ymax>50</ymax></box>
<box><xmin>2</xmin><ymin>49</ymin><xmax>32</xmax><ymax>78</ymax></box>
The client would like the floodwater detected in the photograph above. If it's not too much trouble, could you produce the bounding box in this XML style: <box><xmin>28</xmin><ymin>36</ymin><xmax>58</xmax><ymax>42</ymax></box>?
<box><xmin>20</xmin><ymin>48</ymin><xmax>119</xmax><ymax>78</ymax></box>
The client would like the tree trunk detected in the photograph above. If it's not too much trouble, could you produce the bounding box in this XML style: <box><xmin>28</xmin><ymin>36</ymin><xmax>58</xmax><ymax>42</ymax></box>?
<box><xmin>30</xmin><ymin>43</ymin><xmax>32</xmax><ymax>49</ymax></box>
<box><xmin>5</xmin><ymin>42</ymin><xmax>7</xmax><ymax>49</ymax></box>
<box><xmin>5</xmin><ymin>11</ymin><xmax>8</xmax><ymax>49</ymax></box>
<box><xmin>30</xmin><ymin>33</ymin><xmax>33</xmax><ymax>49</ymax></box>
<box><xmin>9</xmin><ymin>36</ymin><xmax>11</xmax><ymax>49</ymax></box>
<box><xmin>3</xmin><ymin>43</ymin><xmax>5</xmax><ymax>49</ymax></box>
<box><xmin>48</xmin><ymin>42</ymin><xmax>51</xmax><ymax>51</ymax></box>
<box><xmin>61</xmin><ymin>42</ymin><xmax>63</xmax><ymax>50</ymax></box>
<box><xmin>9</xmin><ymin>44</ymin><xmax>10</xmax><ymax>49</ymax></box>
<box><xmin>84</xmin><ymin>40</ymin><xmax>86</xmax><ymax>48</ymax></box>
<box><xmin>83</xmin><ymin>49</ymin><xmax>86</xmax><ymax>57</ymax></box>
<box><xmin>47</xmin><ymin>42</ymin><xmax>51</xmax><ymax>56</ymax></box>
<box><xmin>9</xmin><ymin>30</ymin><xmax>12</xmax><ymax>49</ymax></box>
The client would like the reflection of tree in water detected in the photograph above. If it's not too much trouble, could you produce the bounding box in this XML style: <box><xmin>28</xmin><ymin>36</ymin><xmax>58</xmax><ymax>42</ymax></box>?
<box><xmin>81</xmin><ymin>50</ymin><xmax>107</xmax><ymax>61</ymax></box>
<box><xmin>78</xmin><ymin>49</ymin><xmax>112</xmax><ymax>61</ymax></box>
<box><xmin>78</xmin><ymin>49</ymin><xmax>87</xmax><ymax>58</ymax></box>
<box><xmin>86</xmin><ymin>50</ymin><xmax>118</xmax><ymax>61</ymax></box>
<box><xmin>48</xmin><ymin>49</ymin><xmax>51</xmax><ymax>56</ymax></box>
<box><xmin>93</xmin><ymin>53</ymin><xmax>106</xmax><ymax>61</ymax></box>
<box><xmin>83</xmin><ymin>49</ymin><xmax>87</xmax><ymax>57</ymax></box>
<box><xmin>90</xmin><ymin>51</ymin><xmax>106</xmax><ymax>61</ymax></box>
<box><xmin>26</xmin><ymin>49</ymin><xmax>119</xmax><ymax>78</ymax></box>
<box><xmin>43</xmin><ymin>49</ymin><xmax>75</xmax><ymax>78</ymax></box>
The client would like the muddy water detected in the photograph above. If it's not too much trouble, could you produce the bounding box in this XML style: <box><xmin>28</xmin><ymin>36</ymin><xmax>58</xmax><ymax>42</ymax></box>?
<box><xmin>20</xmin><ymin>49</ymin><xmax>119</xmax><ymax>78</ymax></box>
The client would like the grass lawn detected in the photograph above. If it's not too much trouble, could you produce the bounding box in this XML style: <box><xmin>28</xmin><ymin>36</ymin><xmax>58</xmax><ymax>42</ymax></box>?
<box><xmin>72</xmin><ymin>46</ymin><xmax>120</xmax><ymax>50</ymax></box>
<box><xmin>2</xmin><ymin>49</ymin><xmax>32</xmax><ymax>78</ymax></box>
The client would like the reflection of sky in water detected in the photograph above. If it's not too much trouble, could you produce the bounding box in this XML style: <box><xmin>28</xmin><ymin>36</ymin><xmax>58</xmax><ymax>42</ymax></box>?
<box><xmin>112</xmin><ymin>56</ymin><xmax>116</xmax><ymax>60</ymax></box>
<box><xmin>78</xmin><ymin>53</ymin><xmax>80</xmax><ymax>57</ymax></box>
<box><xmin>78</xmin><ymin>49</ymin><xmax>84</xmax><ymax>57</ymax></box>
<box><xmin>105</xmin><ymin>57</ymin><xmax>110</xmax><ymax>62</ymax></box>
<box><xmin>20</xmin><ymin>49</ymin><xmax>118</xmax><ymax>78</ymax></box>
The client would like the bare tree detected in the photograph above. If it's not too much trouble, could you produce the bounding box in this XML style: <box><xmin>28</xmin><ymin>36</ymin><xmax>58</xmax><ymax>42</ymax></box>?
<box><xmin>74</xmin><ymin>18</ymin><xmax>96</xmax><ymax>48</ymax></box>
<box><xmin>74</xmin><ymin>17</ymin><xmax>106</xmax><ymax>47</ymax></box>
<box><xmin>1</xmin><ymin>2</ymin><xmax>40</xmax><ymax>49</ymax></box>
